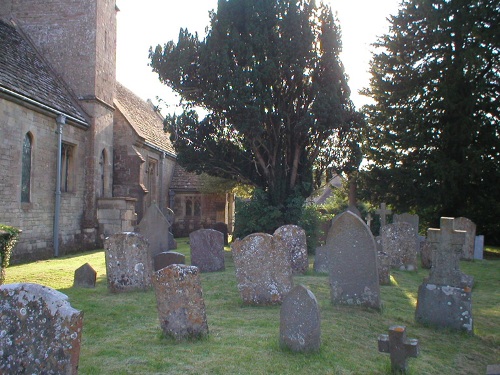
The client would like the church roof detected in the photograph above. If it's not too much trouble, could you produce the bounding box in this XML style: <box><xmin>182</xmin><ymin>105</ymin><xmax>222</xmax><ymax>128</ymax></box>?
<box><xmin>114</xmin><ymin>82</ymin><xmax>176</xmax><ymax>157</ymax></box>
<box><xmin>170</xmin><ymin>164</ymin><xmax>204</xmax><ymax>192</ymax></box>
<box><xmin>0</xmin><ymin>19</ymin><xmax>88</xmax><ymax>125</ymax></box>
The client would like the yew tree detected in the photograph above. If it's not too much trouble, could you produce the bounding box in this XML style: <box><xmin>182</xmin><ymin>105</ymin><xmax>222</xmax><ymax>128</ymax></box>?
<box><xmin>361</xmin><ymin>0</ymin><xmax>500</xmax><ymax>241</ymax></box>
<box><xmin>149</xmin><ymin>0</ymin><xmax>357</xmax><ymax>229</ymax></box>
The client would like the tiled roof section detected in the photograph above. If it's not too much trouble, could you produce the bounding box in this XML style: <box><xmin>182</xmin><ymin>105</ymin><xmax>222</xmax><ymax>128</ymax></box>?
<box><xmin>0</xmin><ymin>20</ymin><xmax>88</xmax><ymax>125</ymax></box>
<box><xmin>170</xmin><ymin>164</ymin><xmax>203</xmax><ymax>191</ymax></box>
<box><xmin>114</xmin><ymin>82</ymin><xmax>176</xmax><ymax>156</ymax></box>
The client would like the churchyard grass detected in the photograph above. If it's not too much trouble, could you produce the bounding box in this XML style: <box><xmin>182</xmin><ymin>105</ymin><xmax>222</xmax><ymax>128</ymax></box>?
<box><xmin>4</xmin><ymin>240</ymin><xmax>499</xmax><ymax>374</ymax></box>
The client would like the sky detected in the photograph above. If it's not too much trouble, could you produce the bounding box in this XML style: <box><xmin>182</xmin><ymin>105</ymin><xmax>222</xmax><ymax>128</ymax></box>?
<box><xmin>116</xmin><ymin>0</ymin><xmax>402</xmax><ymax>112</ymax></box>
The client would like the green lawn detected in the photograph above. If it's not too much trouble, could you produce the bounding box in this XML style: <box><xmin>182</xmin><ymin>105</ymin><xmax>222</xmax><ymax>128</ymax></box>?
<box><xmin>4</xmin><ymin>239</ymin><xmax>500</xmax><ymax>374</ymax></box>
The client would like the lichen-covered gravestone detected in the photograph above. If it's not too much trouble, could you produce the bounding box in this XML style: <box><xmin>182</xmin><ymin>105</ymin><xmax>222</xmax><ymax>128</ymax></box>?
<box><xmin>381</xmin><ymin>222</ymin><xmax>419</xmax><ymax>271</ymax></box>
<box><xmin>73</xmin><ymin>262</ymin><xmax>97</xmax><ymax>288</ymax></box>
<box><xmin>274</xmin><ymin>225</ymin><xmax>308</xmax><ymax>274</ymax></box>
<box><xmin>415</xmin><ymin>217</ymin><xmax>474</xmax><ymax>333</ymax></box>
<box><xmin>189</xmin><ymin>229</ymin><xmax>225</xmax><ymax>272</ymax></box>
<box><xmin>151</xmin><ymin>264</ymin><xmax>208</xmax><ymax>340</ymax></box>
<box><xmin>232</xmin><ymin>233</ymin><xmax>293</xmax><ymax>305</ymax></box>
<box><xmin>153</xmin><ymin>251</ymin><xmax>186</xmax><ymax>272</ymax></box>
<box><xmin>453</xmin><ymin>217</ymin><xmax>476</xmax><ymax>260</ymax></box>
<box><xmin>280</xmin><ymin>284</ymin><xmax>320</xmax><ymax>352</ymax></box>
<box><xmin>104</xmin><ymin>232</ymin><xmax>153</xmax><ymax>292</ymax></box>
<box><xmin>326</xmin><ymin>211</ymin><xmax>381</xmax><ymax>309</ymax></box>
<box><xmin>0</xmin><ymin>283</ymin><xmax>83</xmax><ymax>374</ymax></box>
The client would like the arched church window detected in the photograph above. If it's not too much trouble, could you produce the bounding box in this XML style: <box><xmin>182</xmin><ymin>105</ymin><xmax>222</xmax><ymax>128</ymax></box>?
<box><xmin>21</xmin><ymin>132</ymin><xmax>33</xmax><ymax>202</ymax></box>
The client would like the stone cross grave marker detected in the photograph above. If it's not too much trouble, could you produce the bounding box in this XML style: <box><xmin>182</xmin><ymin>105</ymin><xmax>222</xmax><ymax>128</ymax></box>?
<box><xmin>378</xmin><ymin>325</ymin><xmax>419</xmax><ymax>374</ymax></box>
<box><xmin>453</xmin><ymin>217</ymin><xmax>476</xmax><ymax>260</ymax></box>
<box><xmin>232</xmin><ymin>232</ymin><xmax>293</xmax><ymax>305</ymax></box>
<box><xmin>375</xmin><ymin>203</ymin><xmax>392</xmax><ymax>227</ymax></box>
<box><xmin>73</xmin><ymin>262</ymin><xmax>97</xmax><ymax>288</ymax></box>
<box><xmin>381</xmin><ymin>222</ymin><xmax>419</xmax><ymax>271</ymax></box>
<box><xmin>366</xmin><ymin>213</ymin><xmax>373</xmax><ymax>228</ymax></box>
<box><xmin>274</xmin><ymin>225</ymin><xmax>309</xmax><ymax>274</ymax></box>
<box><xmin>190</xmin><ymin>228</ymin><xmax>225</xmax><ymax>272</ymax></box>
<box><xmin>152</xmin><ymin>264</ymin><xmax>209</xmax><ymax>341</ymax></box>
<box><xmin>326</xmin><ymin>210</ymin><xmax>381</xmax><ymax>309</ymax></box>
<box><xmin>104</xmin><ymin>232</ymin><xmax>153</xmax><ymax>292</ymax></box>
<box><xmin>137</xmin><ymin>203</ymin><xmax>171</xmax><ymax>261</ymax></box>
<box><xmin>153</xmin><ymin>251</ymin><xmax>186</xmax><ymax>272</ymax></box>
<box><xmin>279</xmin><ymin>284</ymin><xmax>321</xmax><ymax>353</ymax></box>
<box><xmin>0</xmin><ymin>283</ymin><xmax>83</xmax><ymax>374</ymax></box>
<box><xmin>415</xmin><ymin>217</ymin><xmax>473</xmax><ymax>333</ymax></box>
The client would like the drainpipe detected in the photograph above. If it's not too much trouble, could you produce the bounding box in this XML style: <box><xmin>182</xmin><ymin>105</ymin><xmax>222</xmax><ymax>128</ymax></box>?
<box><xmin>53</xmin><ymin>114</ymin><xmax>66</xmax><ymax>257</ymax></box>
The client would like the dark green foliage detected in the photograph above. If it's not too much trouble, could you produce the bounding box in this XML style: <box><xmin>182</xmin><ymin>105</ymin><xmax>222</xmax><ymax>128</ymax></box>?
<box><xmin>150</xmin><ymin>0</ymin><xmax>358</xmax><ymax>233</ymax></box>
<box><xmin>0</xmin><ymin>224</ymin><xmax>21</xmax><ymax>284</ymax></box>
<box><xmin>360</xmin><ymin>0</ymin><xmax>500</xmax><ymax>243</ymax></box>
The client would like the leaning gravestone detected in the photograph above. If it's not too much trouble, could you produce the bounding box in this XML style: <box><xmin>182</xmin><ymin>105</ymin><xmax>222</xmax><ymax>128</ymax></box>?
<box><xmin>104</xmin><ymin>232</ymin><xmax>153</xmax><ymax>292</ymax></box>
<box><xmin>280</xmin><ymin>284</ymin><xmax>321</xmax><ymax>352</ymax></box>
<box><xmin>73</xmin><ymin>262</ymin><xmax>97</xmax><ymax>288</ymax></box>
<box><xmin>153</xmin><ymin>251</ymin><xmax>186</xmax><ymax>271</ymax></box>
<box><xmin>0</xmin><ymin>283</ymin><xmax>83</xmax><ymax>374</ymax></box>
<box><xmin>232</xmin><ymin>233</ymin><xmax>293</xmax><ymax>305</ymax></box>
<box><xmin>137</xmin><ymin>203</ymin><xmax>171</xmax><ymax>261</ymax></box>
<box><xmin>415</xmin><ymin>217</ymin><xmax>473</xmax><ymax>333</ymax></box>
<box><xmin>190</xmin><ymin>229</ymin><xmax>225</xmax><ymax>272</ymax></box>
<box><xmin>274</xmin><ymin>225</ymin><xmax>308</xmax><ymax>274</ymax></box>
<box><xmin>453</xmin><ymin>217</ymin><xmax>476</xmax><ymax>260</ymax></box>
<box><xmin>381</xmin><ymin>222</ymin><xmax>419</xmax><ymax>271</ymax></box>
<box><xmin>152</xmin><ymin>264</ymin><xmax>209</xmax><ymax>341</ymax></box>
<box><xmin>326</xmin><ymin>211</ymin><xmax>381</xmax><ymax>309</ymax></box>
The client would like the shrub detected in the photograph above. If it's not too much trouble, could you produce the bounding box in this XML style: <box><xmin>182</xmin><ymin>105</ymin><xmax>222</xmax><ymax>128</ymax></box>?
<box><xmin>0</xmin><ymin>224</ymin><xmax>21</xmax><ymax>285</ymax></box>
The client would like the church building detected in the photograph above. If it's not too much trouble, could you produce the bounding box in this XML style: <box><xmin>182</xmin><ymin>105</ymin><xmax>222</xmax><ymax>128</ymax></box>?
<box><xmin>0</xmin><ymin>0</ymin><xmax>233</xmax><ymax>263</ymax></box>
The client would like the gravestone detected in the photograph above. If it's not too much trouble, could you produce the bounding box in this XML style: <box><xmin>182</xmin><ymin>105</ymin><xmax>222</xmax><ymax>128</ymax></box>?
<box><xmin>474</xmin><ymin>235</ymin><xmax>484</xmax><ymax>260</ymax></box>
<box><xmin>189</xmin><ymin>229</ymin><xmax>225</xmax><ymax>272</ymax></box>
<box><xmin>0</xmin><ymin>283</ymin><xmax>83</xmax><ymax>374</ymax></box>
<box><xmin>152</xmin><ymin>264</ymin><xmax>209</xmax><ymax>341</ymax></box>
<box><xmin>137</xmin><ymin>203</ymin><xmax>171</xmax><ymax>261</ymax></box>
<box><xmin>381</xmin><ymin>222</ymin><xmax>419</xmax><ymax>271</ymax></box>
<box><xmin>153</xmin><ymin>251</ymin><xmax>186</xmax><ymax>272</ymax></box>
<box><xmin>453</xmin><ymin>217</ymin><xmax>476</xmax><ymax>260</ymax></box>
<box><xmin>376</xmin><ymin>203</ymin><xmax>392</xmax><ymax>227</ymax></box>
<box><xmin>326</xmin><ymin>211</ymin><xmax>381</xmax><ymax>309</ymax></box>
<box><xmin>347</xmin><ymin>205</ymin><xmax>362</xmax><ymax>218</ymax></box>
<box><xmin>211</xmin><ymin>222</ymin><xmax>229</xmax><ymax>245</ymax></box>
<box><xmin>232</xmin><ymin>233</ymin><xmax>293</xmax><ymax>305</ymax></box>
<box><xmin>313</xmin><ymin>245</ymin><xmax>329</xmax><ymax>274</ymax></box>
<box><xmin>378</xmin><ymin>325</ymin><xmax>419</xmax><ymax>374</ymax></box>
<box><xmin>420</xmin><ymin>239</ymin><xmax>433</xmax><ymax>269</ymax></box>
<box><xmin>280</xmin><ymin>285</ymin><xmax>321</xmax><ymax>352</ymax></box>
<box><xmin>274</xmin><ymin>225</ymin><xmax>308</xmax><ymax>274</ymax></box>
<box><xmin>104</xmin><ymin>232</ymin><xmax>153</xmax><ymax>292</ymax></box>
<box><xmin>377</xmin><ymin>251</ymin><xmax>391</xmax><ymax>285</ymax></box>
<box><xmin>73</xmin><ymin>262</ymin><xmax>97</xmax><ymax>288</ymax></box>
<box><xmin>415</xmin><ymin>217</ymin><xmax>473</xmax><ymax>333</ymax></box>
<box><xmin>393</xmin><ymin>213</ymin><xmax>419</xmax><ymax>236</ymax></box>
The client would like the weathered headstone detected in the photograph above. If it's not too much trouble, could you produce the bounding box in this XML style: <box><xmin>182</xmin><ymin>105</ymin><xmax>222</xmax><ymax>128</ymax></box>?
<box><xmin>381</xmin><ymin>222</ymin><xmax>419</xmax><ymax>271</ymax></box>
<box><xmin>347</xmin><ymin>205</ymin><xmax>362</xmax><ymax>217</ymax></box>
<box><xmin>0</xmin><ymin>283</ymin><xmax>83</xmax><ymax>374</ymax></box>
<box><xmin>153</xmin><ymin>251</ymin><xmax>186</xmax><ymax>271</ymax></box>
<box><xmin>376</xmin><ymin>203</ymin><xmax>392</xmax><ymax>227</ymax></box>
<box><xmin>104</xmin><ymin>232</ymin><xmax>153</xmax><ymax>292</ymax></box>
<box><xmin>280</xmin><ymin>285</ymin><xmax>321</xmax><ymax>352</ymax></box>
<box><xmin>453</xmin><ymin>217</ymin><xmax>476</xmax><ymax>260</ymax></box>
<box><xmin>420</xmin><ymin>239</ymin><xmax>433</xmax><ymax>269</ymax></box>
<box><xmin>232</xmin><ymin>233</ymin><xmax>293</xmax><ymax>305</ymax></box>
<box><xmin>474</xmin><ymin>235</ymin><xmax>484</xmax><ymax>260</ymax></box>
<box><xmin>378</xmin><ymin>325</ymin><xmax>419</xmax><ymax>374</ymax></box>
<box><xmin>415</xmin><ymin>217</ymin><xmax>473</xmax><ymax>333</ymax></box>
<box><xmin>189</xmin><ymin>229</ymin><xmax>225</xmax><ymax>272</ymax></box>
<box><xmin>326</xmin><ymin>211</ymin><xmax>381</xmax><ymax>309</ymax></box>
<box><xmin>393</xmin><ymin>213</ymin><xmax>419</xmax><ymax>236</ymax></box>
<box><xmin>137</xmin><ymin>203</ymin><xmax>171</xmax><ymax>261</ymax></box>
<box><xmin>152</xmin><ymin>264</ymin><xmax>209</xmax><ymax>341</ymax></box>
<box><xmin>274</xmin><ymin>225</ymin><xmax>308</xmax><ymax>274</ymax></box>
<box><xmin>377</xmin><ymin>251</ymin><xmax>391</xmax><ymax>285</ymax></box>
<box><xmin>211</xmin><ymin>222</ymin><xmax>229</xmax><ymax>245</ymax></box>
<box><xmin>73</xmin><ymin>262</ymin><xmax>97</xmax><ymax>288</ymax></box>
<box><xmin>313</xmin><ymin>245</ymin><xmax>329</xmax><ymax>274</ymax></box>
